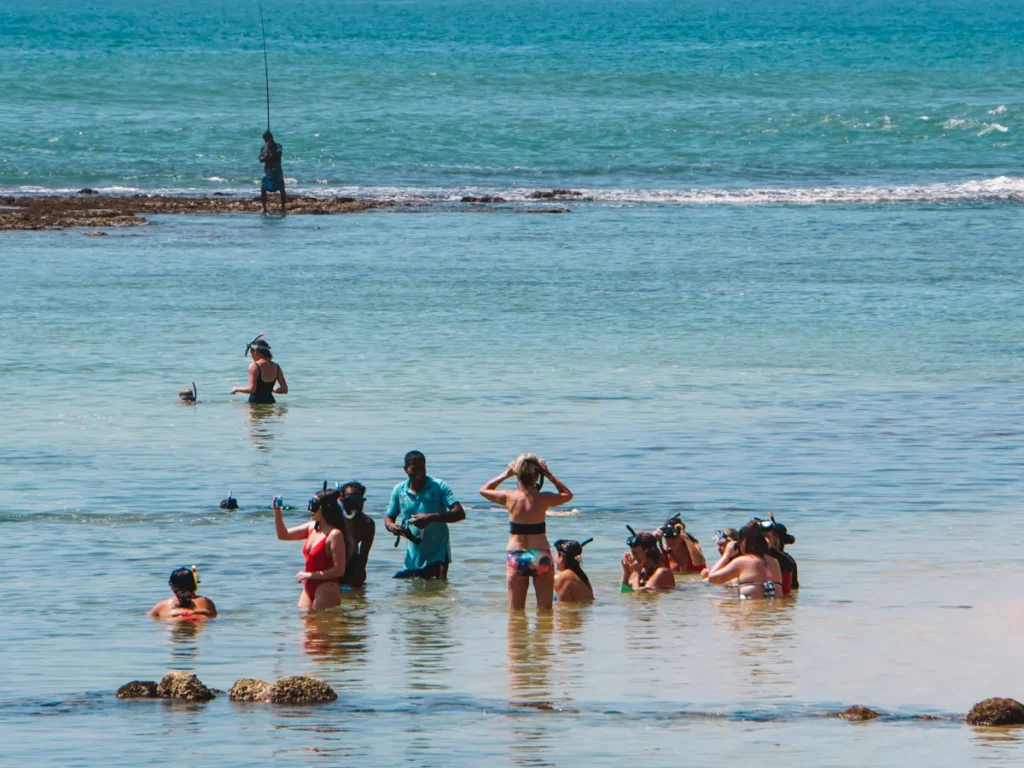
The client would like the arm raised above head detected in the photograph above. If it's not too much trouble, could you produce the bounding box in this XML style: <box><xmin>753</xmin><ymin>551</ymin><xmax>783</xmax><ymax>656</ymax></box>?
<box><xmin>480</xmin><ymin>465</ymin><xmax>514</xmax><ymax>505</ymax></box>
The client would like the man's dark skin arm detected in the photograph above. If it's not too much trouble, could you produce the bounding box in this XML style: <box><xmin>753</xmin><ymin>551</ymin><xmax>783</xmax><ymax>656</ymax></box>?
<box><xmin>354</xmin><ymin>515</ymin><xmax>376</xmax><ymax>566</ymax></box>
<box><xmin>410</xmin><ymin>501</ymin><xmax>465</xmax><ymax>529</ymax></box>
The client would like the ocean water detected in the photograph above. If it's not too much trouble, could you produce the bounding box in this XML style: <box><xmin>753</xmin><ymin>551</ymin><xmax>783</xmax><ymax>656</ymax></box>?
<box><xmin>3</xmin><ymin>1</ymin><xmax>1024</xmax><ymax>766</ymax></box>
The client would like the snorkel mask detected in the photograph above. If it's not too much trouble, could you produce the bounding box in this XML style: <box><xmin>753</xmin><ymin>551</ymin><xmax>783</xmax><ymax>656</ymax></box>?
<box><xmin>244</xmin><ymin>332</ymin><xmax>265</xmax><ymax>357</ymax></box>
<box><xmin>334</xmin><ymin>481</ymin><xmax>366</xmax><ymax>519</ymax></box>
<box><xmin>220</xmin><ymin>492</ymin><xmax>238</xmax><ymax>510</ymax></box>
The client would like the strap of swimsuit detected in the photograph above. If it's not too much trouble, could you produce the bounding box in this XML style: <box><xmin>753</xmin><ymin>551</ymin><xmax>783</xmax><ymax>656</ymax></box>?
<box><xmin>509</xmin><ymin>521</ymin><xmax>546</xmax><ymax>535</ymax></box>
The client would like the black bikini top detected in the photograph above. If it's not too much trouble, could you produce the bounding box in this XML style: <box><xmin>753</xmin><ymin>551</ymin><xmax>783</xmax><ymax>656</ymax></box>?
<box><xmin>509</xmin><ymin>521</ymin><xmax>546</xmax><ymax>535</ymax></box>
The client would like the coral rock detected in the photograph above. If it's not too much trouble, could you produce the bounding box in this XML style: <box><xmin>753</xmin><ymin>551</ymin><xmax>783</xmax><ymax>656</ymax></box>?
<box><xmin>967</xmin><ymin>698</ymin><xmax>1024</xmax><ymax>726</ymax></box>
<box><xmin>156</xmin><ymin>671</ymin><xmax>214</xmax><ymax>702</ymax></box>
<box><xmin>267</xmin><ymin>676</ymin><xmax>337</xmax><ymax>704</ymax></box>
<box><xmin>116</xmin><ymin>680</ymin><xmax>159</xmax><ymax>699</ymax></box>
<box><xmin>228</xmin><ymin>678</ymin><xmax>272</xmax><ymax>702</ymax></box>
<box><xmin>839</xmin><ymin>705</ymin><xmax>882</xmax><ymax>721</ymax></box>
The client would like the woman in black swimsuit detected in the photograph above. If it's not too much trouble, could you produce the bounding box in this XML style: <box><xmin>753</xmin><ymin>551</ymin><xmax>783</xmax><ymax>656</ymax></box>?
<box><xmin>231</xmin><ymin>336</ymin><xmax>288</xmax><ymax>404</ymax></box>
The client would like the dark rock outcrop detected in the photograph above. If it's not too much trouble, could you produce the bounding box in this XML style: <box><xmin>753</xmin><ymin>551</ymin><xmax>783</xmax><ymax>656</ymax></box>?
<box><xmin>116</xmin><ymin>681</ymin><xmax>159</xmax><ymax>699</ymax></box>
<box><xmin>967</xmin><ymin>698</ymin><xmax>1024</xmax><ymax>726</ymax></box>
<box><xmin>228</xmin><ymin>678</ymin><xmax>273</xmax><ymax>702</ymax></box>
<box><xmin>838</xmin><ymin>705</ymin><xmax>883</xmax><ymax>721</ymax></box>
<box><xmin>156</xmin><ymin>671</ymin><xmax>215</xmax><ymax>702</ymax></box>
<box><xmin>266</xmin><ymin>676</ymin><xmax>337</xmax><ymax>704</ymax></box>
<box><xmin>461</xmin><ymin>195</ymin><xmax>506</xmax><ymax>204</ymax></box>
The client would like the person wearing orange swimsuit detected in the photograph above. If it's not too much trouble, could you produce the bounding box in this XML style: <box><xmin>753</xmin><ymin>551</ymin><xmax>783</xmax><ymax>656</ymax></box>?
<box><xmin>149</xmin><ymin>566</ymin><xmax>217</xmax><ymax>620</ymax></box>
<box><xmin>274</xmin><ymin>486</ymin><xmax>348</xmax><ymax>611</ymax></box>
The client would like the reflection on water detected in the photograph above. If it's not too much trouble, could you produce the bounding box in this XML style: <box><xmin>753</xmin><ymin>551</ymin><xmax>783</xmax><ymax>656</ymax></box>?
<box><xmin>302</xmin><ymin>591</ymin><xmax>370</xmax><ymax>671</ymax></box>
<box><xmin>167</xmin><ymin>618</ymin><xmax>206</xmax><ymax>663</ymax></box>
<box><xmin>388</xmin><ymin>585</ymin><xmax>459</xmax><ymax>691</ymax></box>
<box><xmin>507</xmin><ymin>613</ymin><xmax>555</xmax><ymax>704</ymax></box>
<box><xmin>708</xmin><ymin>594</ymin><xmax>796</xmax><ymax>699</ymax></box>
<box><xmin>246</xmin><ymin>403</ymin><xmax>288</xmax><ymax>456</ymax></box>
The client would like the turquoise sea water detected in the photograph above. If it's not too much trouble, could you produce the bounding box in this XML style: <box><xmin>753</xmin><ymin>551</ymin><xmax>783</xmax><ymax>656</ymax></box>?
<box><xmin>3</xmin><ymin>1</ymin><xmax>1024</xmax><ymax>766</ymax></box>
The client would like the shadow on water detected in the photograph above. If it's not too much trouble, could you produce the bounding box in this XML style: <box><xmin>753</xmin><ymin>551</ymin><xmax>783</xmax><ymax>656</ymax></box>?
<box><xmin>302</xmin><ymin>590</ymin><xmax>370</xmax><ymax>671</ymax></box>
<box><xmin>246</xmin><ymin>402</ymin><xmax>288</xmax><ymax>457</ymax></box>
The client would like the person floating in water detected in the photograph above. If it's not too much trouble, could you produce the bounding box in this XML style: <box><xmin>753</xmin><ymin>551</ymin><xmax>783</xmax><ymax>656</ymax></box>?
<box><xmin>231</xmin><ymin>335</ymin><xmax>287</xmax><ymax>404</ymax></box>
<box><xmin>385</xmin><ymin>451</ymin><xmax>465</xmax><ymax>580</ymax></box>
<box><xmin>337</xmin><ymin>481</ymin><xmax>376</xmax><ymax>588</ymax></box>
<box><xmin>479</xmin><ymin>454</ymin><xmax>574</xmax><ymax>610</ymax></box>
<box><xmin>259</xmin><ymin>130</ymin><xmax>286</xmax><ymax>214</ymax></box>
<box><xmin>149</xmin><ymin>566</ymin><xmax>217</xmax><ymax>620</ymax></box>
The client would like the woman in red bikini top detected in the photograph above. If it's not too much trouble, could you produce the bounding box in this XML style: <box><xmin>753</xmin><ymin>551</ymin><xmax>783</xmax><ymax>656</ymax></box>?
<box><xmin>149</xmin><ymin>566</ymin><xmax>217</xmax><ymax>620</ymax></box>
<box><xmin>274</xmin><ymin>486</ymin><xmax>347</xmax><ymax>611</ymax></box>
<box><xmin>657</xmin><ymin>515</ymin><xmax>707</xmax><ymax>574</ymax></box>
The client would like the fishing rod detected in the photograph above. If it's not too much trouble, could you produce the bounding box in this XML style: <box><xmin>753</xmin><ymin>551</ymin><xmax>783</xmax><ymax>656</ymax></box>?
<box><xmin>258</xmin><ymin>0</ymin><xmax>271</xmax><ymax>132</ymax></box>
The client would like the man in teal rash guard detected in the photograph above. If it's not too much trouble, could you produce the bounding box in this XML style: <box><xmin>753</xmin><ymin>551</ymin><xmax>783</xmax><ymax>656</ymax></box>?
<box><xmin>385</xmin><ymin>451</ymin><xmax>466</xmax><ymax>579</ymax></box>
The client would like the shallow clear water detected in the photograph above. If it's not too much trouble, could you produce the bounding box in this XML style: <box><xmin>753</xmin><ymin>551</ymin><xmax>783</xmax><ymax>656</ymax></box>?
<box><xmin>4</xmin><ymin>206</ymin><xmax>1024</xmax><ymax>764</ymax></box>
<box><xmin>4</xmin><ymin>0</ymin><xmax>1024</xmax><ymax>763</ymax></box>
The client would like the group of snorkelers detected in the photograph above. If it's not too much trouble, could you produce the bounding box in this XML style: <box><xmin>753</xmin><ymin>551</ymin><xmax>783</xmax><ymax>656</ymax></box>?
<box><xmin>621</xmin><ymin>515</ymin><xmax>798</xmax><ymax>598</ymax></box>
<box><xmin>151</xmin><ymin>449</ymin><xmax>800</xmax><ymax>618</ymax></box>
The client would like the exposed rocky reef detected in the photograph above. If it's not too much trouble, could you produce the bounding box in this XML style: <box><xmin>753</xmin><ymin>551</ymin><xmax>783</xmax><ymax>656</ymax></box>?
<box><xmin>227</xmin><ymin>678</ymin><xmax>273</xmax><ymax>702</ymax></box>
<box><xmin>966</xmin><ymin>698</ymin><xmax>1024</xmax><ymax>726</ymax></box>
<box><xmin>267</xmin><ymin>676</ymin><xmax>338</xmax><ymax>704</ymax></box>
<box><xmin>837</xmin><ymin>705</ymin><xmax>883</xmax><ymax>722</ymax></box>
<box><xmin>156</xmin><ymin>671</ymin><xmax>215</xmax><ymax>702</ymax></box>
<box><xmin>116</xmin><ymin>681</ymin><xmax>159</xmax><ymax>699</ymax></box>
<box><xmin>0</xmin><ymin>194</ymin><xmax>389</xmax><ymax>231</ymax></box>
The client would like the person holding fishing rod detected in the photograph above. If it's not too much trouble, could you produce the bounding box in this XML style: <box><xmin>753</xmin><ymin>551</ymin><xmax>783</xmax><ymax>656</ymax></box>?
<box><xmin>256</xmin><ymin>1</ymin><xmax>285</xmax><ymax>214</ymax></box>
<box><xmin>259</xmin><ymin>131</ymin><xmax>286</xmax><ymax>214</ymax></box>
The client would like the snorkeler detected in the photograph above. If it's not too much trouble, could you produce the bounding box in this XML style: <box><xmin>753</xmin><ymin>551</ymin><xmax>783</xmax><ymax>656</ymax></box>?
<box><xmin>656</xmin><ymin>515</ymin><xmax>707</xmax><ymax>573</ymax></box>
<box><xmin>385</xmin><ymin>451</ymin><xmax>465</xmax><ymax>580</ymax></box>
<box><xmin>761</xmin><ymin>518</ymin><xmax>799</xmax><ymax>595</ymax></box>
<box><xmin>621</xmin><ymin>529</ymin><xmax>675</xmax><ymax>591</ymax></box>
<box><xmin>705</xmin><ymin>521</ymin><xmax>783</xmax><ymax>599</ymax></box>
<box><xmin>337</xmin><ymin>481</ymin><xmax>376</xmax><ymax>588</ymax></box>
<box><xmin>554</xmin><ymin>538</ymin><xmax>594</xmax><ymax>603</ymax></box>
<box><xmin>259</xmin><ymin>130</ymin><xmax>286</xmax><ymax>213</ymax></box>
<box><xmin>274</xmin><ymin>487</ymin><xmax>347</xmax><ymax>611</ymax></box>
<box><xmin>479</xmin><ymin>454</ymin><xmax>575</xmax><ymax>610</ymax></box>
<box><xmin>231</xmin><ymin>334</ymin><xmax>288</xmax><ymax>404</ymax></box>
<box><xmin>149</xmin><ymin>566</ymin><xmax>217</xmax><ymax>620</ymax></box>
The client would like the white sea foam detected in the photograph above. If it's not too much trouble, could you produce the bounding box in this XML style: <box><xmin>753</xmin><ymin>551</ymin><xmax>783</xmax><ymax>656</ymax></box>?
<box><xmin>5</xmin><ymin>177</ymin><xmax>1024</xmax><ymax>206</ymax></box>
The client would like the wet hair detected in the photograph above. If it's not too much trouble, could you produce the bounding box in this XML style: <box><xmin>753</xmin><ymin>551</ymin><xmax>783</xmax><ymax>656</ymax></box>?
<box><xmin>404</xmin><ymin>450</ymin><xmax>425</xmax><ymax>468</ymax></box>
<box><xmin>738</xmin><ymin>522</ymin><xmax>769</xmax><ymax>557</ymax></box>
<box><xmin>512</xmin><ymin>452</ymin><xmax>542</xmax><ymax>489</ymax></box>
<box><xmin>250</xmin><ymin>339</ymin><xmax>273</xmax><ymax>361</ymax></box>
<box><xmin>308</xmin><ymin>486</ymin><xmax>346</xmax><ymax>530</ymax></box>
<box><xmin>630</xmin><ymin>532</ymin><xmax>663</xmax><ymax>565</ymax></box>
<box><xmin>554</xmin><ymin>539</ymin><xmax>591</xmax><ymax>587</ymax></box>
<box><xmin>169</xmin><ymin>567</ymin><xmax>198</xmax><ymax>609</ymax></box>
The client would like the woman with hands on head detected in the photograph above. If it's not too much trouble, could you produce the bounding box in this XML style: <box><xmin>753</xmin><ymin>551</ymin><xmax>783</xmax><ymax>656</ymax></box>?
<box><xmin>479</xmin><ymin>454</ymin><xmax>574</xmax><ymax>610</ymax></box>
<box><xmin>704</xmin><ymin>521</ymin><xmax>782</xmax><ymax>599</ymax></box>
<box><xmin>274</xmin><ymin>486</ymin><xmax>347</xmax><ymax>611</ymax></box>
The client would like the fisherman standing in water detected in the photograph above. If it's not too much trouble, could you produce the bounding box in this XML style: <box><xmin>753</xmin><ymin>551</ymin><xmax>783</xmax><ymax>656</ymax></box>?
<box><xmin>259</xmin><ymin>130</ymin><xmax>286</xmax><ymax>214</ymax></box>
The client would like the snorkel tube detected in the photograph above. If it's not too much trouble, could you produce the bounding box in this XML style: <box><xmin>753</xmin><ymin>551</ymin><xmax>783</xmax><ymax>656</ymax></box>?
<box><xmin>191</xmin><ymin>565</ymin><xmax>200</xmax><ymax>590</ymax></box>
<box><xmin>393</xmin><ymin>522</ymin><xmax>422</xmax><ymax>547</ymax></box>
<box><xmin>245</xmin><ymin>332</ymin><xmax>265</xmax><ymax>357</ymax></box>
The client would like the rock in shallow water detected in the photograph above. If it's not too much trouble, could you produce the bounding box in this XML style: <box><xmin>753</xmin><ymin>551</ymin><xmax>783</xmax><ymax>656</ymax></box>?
<box><xmin>967</xmin><ymin>698</ymin><xmax>1024</xmax><ymax>726</ymax></box>
<box><xmin>116</xmin><ymin>681</ymin><xmax>159</xmax><ymax>699</ymax></box>
<box><xmin>267</xmin><ymin>676</ymin><xmax>337</xmax><ymax>704</ymax></box>
<box><xmin>838</xmin><ymin>705</ymin><xmax>883</xmax><ymax>721</ymax></box>
<box><xmin>228</xmin><ymin>678</ymin><xmax>272</xmax><ymax>702</ymax></box>
<box><xmin>156</xmin><ymin>671</ymin><xmax>215</xmax><ymax>702</ymax></box>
